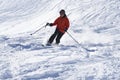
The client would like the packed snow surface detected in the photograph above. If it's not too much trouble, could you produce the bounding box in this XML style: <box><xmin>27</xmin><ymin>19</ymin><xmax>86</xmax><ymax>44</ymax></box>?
<box><xmin>0</xmin><ymin>0</ymin><xmax>120</xmax><ymax>80</ymax></box>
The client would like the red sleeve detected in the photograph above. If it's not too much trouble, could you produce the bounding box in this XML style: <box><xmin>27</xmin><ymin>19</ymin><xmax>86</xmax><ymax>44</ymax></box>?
<box><xmin>52</xmin><ymin>17</ymin><xmax>60</xmax><ymax>26</ymax></box>
<box><xmin>65</xmin><ymin>18</ymin><xmax>70</xmax><ymax>29</ymax></box>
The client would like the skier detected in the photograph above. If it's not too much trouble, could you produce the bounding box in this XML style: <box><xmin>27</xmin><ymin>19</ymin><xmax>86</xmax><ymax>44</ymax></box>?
<box><xmin>46</xmin><ymin>9</ymin><xmax>70</xmax><ymax>45</ymax></box>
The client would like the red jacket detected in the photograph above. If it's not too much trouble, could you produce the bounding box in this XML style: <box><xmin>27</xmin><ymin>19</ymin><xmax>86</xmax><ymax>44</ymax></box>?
<box><xmin>52</xmin><ymin>16</ymin><xmax>70</xmax><ymax>33</ymax></box>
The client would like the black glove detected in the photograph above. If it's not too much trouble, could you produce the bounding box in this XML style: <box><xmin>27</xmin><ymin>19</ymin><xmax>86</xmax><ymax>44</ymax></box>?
<box><xmin>49</xmin><ymin>23</ymin><xmax>53</xmax><ymax>26</ymax></box>
<box><xmin>46</xmin><ymin>23</ymin><xmax>53</xmax><ymax>26</ymax></box>
<box><xmin>64</xmin><ymin>28</ymin><xmax>68</xmax><ymax>32</ymax></box>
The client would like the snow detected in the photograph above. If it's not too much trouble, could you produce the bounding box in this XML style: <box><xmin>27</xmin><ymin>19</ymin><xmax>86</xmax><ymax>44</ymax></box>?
<box><xmin>0</xmin><ymin>0</ymin><xmax>120</xmax><ymax>80</ymax></box>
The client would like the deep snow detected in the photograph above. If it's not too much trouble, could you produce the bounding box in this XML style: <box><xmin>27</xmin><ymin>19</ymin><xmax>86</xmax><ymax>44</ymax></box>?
<box><xmin>0</xmin><ymin>0</ymin><xmax>120</xmax><ymax>80</ymax></box>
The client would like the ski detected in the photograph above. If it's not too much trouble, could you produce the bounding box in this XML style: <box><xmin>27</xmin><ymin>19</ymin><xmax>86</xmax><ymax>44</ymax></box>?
<box><xmin>41</xmin><ymin>44</ymin><xmax>53</xmax><ymax>48</ymax></box>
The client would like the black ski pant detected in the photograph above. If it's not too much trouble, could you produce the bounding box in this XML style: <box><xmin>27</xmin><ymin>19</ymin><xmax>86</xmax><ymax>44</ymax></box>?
<box><xmin>48</xmin><ymin>28</ymin><xmax>64</xmax><ymax>44</ymax></box>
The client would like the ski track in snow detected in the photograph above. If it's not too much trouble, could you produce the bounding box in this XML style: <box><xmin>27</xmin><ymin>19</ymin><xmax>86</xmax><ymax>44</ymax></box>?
<box><xmin>0</xmin><ymin>0</ymin><xmax>120</xmax><ymax>80</ymax></box>
<box><xmin>0</xmin><ymin>34</ymin><xmax>120</xmax><ymax>80</ymax></box>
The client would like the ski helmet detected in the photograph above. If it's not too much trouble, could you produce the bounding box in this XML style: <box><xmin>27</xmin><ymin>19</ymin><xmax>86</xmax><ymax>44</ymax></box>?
<box><xmin>59</xmin><ymin>9</ymin><xmax>65</xmax><ymax>14</ymax></box>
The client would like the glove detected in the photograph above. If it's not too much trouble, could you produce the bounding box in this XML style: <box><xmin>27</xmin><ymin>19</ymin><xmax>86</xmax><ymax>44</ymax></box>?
<box><xmin>49</xmin><ymin>23</ymin><xmax>53</xmax><ymax>26</ymax></box>
<box><xmin>64</xmin><ymin>28</ymin><xmax>68</xmax><ymax>32</ymax></box>
<box><xmin>46</xmin><ymin>23</ymin><xmax>53</xmax><ymax>26</ymax></box>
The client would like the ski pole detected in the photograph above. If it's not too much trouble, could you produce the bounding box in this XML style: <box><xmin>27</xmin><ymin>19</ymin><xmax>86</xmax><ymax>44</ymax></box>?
<box><xmin>66</xmin><ymin>31</ymin><xmax>87</xmax><ymax>49</ymax></box>
<box><xmin>30</xmin><ymin>24</ymin><xmax>47</xmax><ymax>35</ymax></box>
<box><xmin>66</xmin><ymin>31</ymin><xmax>90</xmax><ymax>58</ymax></box>
<box><xmin>66</xmin><ymin>31</ymin><xmax>80</xmax><ymax>45</ymax></box>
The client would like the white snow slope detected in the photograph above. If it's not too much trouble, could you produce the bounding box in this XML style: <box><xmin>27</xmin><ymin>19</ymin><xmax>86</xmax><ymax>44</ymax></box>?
<box><xmin>0</xmin><ymin>0</ymin><xmax>120</xmax><ymax>80</ymax></box>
